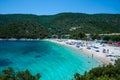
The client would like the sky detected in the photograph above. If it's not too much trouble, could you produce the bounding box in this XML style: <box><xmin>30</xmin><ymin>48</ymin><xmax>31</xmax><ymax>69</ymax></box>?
<box><xmin>0</xmin><ymin>0</ymin><xmax>120</xmax><ymax>15</ymax></box>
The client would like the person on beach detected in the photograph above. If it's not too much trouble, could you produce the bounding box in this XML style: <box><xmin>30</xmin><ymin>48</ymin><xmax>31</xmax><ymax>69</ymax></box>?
<box><xmin>107</xmin><ymin>49</ymin><xmax>109</xmax><ymax>54</ymax></box>
<box><xmin>103</xmin><ymin>49</ymin><xmax>106</xmax><ymax>53</ymax></box>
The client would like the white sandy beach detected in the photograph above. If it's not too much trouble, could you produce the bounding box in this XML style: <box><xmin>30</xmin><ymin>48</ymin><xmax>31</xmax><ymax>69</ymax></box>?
<box><xmin>45</xmin><ymin>39</ymin><xmax>120</xmax><ymax>65</ymax></box>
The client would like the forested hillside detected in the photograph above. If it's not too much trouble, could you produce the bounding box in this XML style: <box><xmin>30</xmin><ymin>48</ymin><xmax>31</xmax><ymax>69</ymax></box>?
<box><xmin>0</xmin><ymin>13</ymin><xmax>120</xmax><ymax>38</ymax></box>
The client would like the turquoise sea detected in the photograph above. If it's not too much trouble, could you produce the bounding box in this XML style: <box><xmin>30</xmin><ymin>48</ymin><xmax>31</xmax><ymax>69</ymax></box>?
<box><xmin>0</xmin><ymin>40</ymin><xmax>100</xmax><ymax>80</ymax></box>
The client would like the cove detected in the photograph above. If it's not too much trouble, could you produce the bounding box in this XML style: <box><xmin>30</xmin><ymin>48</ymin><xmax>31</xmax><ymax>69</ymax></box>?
<box><xmin>0</xmin><ymin>40</ymin><xmax>100</xmax><ymax>80</ymax></box>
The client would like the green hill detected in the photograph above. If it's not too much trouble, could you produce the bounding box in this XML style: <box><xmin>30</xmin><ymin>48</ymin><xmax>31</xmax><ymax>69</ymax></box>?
<box><xmin>0</xmin><ymin>13</ymin><xmax>120</xmax><ymax>38</ymax></box>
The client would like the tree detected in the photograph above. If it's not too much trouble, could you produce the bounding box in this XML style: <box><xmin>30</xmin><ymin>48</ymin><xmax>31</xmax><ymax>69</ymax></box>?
<box><xmin>70</xmin><ymin>31</ymin><xmax>86</xmax><ymax>40</ymax></box>
<box><xmin>74</xmin><ymin>73</ymin><xmax>81</xmax><ymax>80</ymax></box>
<box><xmin>102</xmin><ymin>35</ymin><xmax>110</xmax><ymax>41</ymax></box>
<box><xmin>73</xmin><ymin>59</ymin><xmax>120</xmax><ymax>80</ymax></box>
<box><xmin>0</xmin><ymin>67</ymin><xmax>41</xmax><ymax>80</ymax></box>
<box><xmin>90</xmin><ymin>33</ymin><xmax>101</xmax><ymax>40</ymax></box>
<box><xmin>114</xmin><ymin>59</ymin><xmax>120</xmax><ymax>67</ymax></box>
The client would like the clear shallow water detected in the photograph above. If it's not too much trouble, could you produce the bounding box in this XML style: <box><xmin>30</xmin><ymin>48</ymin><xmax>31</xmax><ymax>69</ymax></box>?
<box><xmin>0</xmin><ymin>40</ymin><xmax>100</xmax><ymax>80</ymax></box>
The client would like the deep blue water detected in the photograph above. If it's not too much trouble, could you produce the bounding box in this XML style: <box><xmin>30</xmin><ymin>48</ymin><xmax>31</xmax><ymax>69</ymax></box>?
<box><xmin>0</xmin><ymin>40</ymin><xmax>100</xmax><ymax>80</ymax></box>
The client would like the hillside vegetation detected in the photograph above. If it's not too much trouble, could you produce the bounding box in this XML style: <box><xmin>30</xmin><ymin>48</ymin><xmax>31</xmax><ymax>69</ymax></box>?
<box><xmin>0</xmin><ymin>67</ymin><xmax>40</xmax><ymax>80</ymax></box>
<box><xmin>0</xmin><ymin>13</ymin><xmax>120</xmax><ymax>38</ymax></box>
<box><xmin>73</xmin><ymin>59</ymin><xmax>120</xmax><ymax>80</ymax></box>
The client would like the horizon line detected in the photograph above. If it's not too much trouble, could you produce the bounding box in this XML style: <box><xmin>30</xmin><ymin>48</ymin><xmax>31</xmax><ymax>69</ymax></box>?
<box><xmin>0</xmin><ymin>12</ymin><xmax>120</xmax><ymax>16</ymax></box>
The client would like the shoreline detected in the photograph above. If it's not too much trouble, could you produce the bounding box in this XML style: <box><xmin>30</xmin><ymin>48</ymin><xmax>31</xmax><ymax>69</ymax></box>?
<box><xmin>0</xmin><ymin>38</ymin><xmax>119</xmax><ymax>65</ymax></box>
<box><xmin>45</xmin><ymin>39</ymin><xmax>119</xmax><ymax>65</ymax></box>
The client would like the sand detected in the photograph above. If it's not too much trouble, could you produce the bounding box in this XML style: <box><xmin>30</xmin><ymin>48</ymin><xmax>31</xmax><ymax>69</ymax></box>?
<box><xmin>45</xmin><ymin>39</ymin><xmax>120</xmax><ymax>65</ymax></box>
